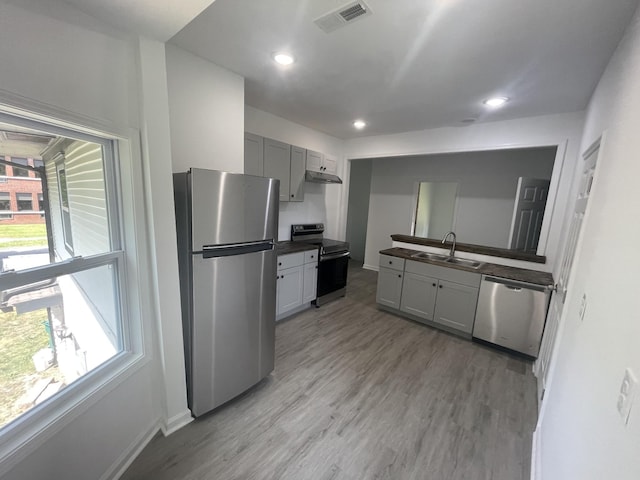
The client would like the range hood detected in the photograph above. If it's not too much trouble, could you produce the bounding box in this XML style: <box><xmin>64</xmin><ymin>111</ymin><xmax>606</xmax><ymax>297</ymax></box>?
<box><xmin>305</xmin><ymin>170</ymin><xmax>343</xmax><ymax>184</ymax></box>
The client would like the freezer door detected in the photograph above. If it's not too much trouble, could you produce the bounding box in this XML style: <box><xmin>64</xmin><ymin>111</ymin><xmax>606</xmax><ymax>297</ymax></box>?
<box><xmin>189</xmin><ymin>248</ymin><xmax>276</xmax><ymax>416</ymax></box>
<box><xmin>190</xmin><ymin>169</ymin><xmax>279</xmax><ymax>250</ymax></box>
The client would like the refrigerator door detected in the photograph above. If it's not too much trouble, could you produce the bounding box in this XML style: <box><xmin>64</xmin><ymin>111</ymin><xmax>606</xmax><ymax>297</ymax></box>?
<box><xmin>190</xmin><ymin>247</ymin><xmax>276</xmax><ymax>416</ymax></box>
<box><xmin>190</xmin><ymin>168</ymin><xmax>279</xmax><ymax>250</ymax></box>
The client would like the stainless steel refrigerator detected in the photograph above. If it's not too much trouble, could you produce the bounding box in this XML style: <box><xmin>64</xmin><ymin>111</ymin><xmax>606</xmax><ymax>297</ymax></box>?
<box><xmin>173</xmin><ymin>168</ymin><xmax>279</xmax><ymax>417</ymax></box>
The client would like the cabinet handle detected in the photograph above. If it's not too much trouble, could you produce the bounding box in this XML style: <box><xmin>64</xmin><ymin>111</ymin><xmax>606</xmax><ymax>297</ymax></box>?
<box><xmin>315</xmin><ymin>266</ymin><xmax>318</xmax><ymax>269</ymax></box>
<box><xmin>389</xmin><ymin>261</ymin><xmax>392</xmax><ymax>264</ymax></box>
<box><xmin>439</xmin><ymin>284</ymin><xmax>443</xmax><ymax>288</ymax></box>
<box><xmin>398</xmin><ymin>274</ymin><xmax>402</xmax><ymax>278</ymax></box>
<box><xmin>291</xmin><ymin>194</ymin><xmax>294</xmax><ymax>198</ymax></box>
<box><xmin>278</xmin><ymin>262</ymin><xmax>282</xmax><ymax>266</ymax></box>
<box><xmin>432</xmin><ymin>283</ymin><xmax>436</xmax><ymax>287</ymax></box>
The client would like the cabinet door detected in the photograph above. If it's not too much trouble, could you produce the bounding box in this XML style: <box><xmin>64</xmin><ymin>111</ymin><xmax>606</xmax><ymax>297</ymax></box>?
<box><xmin>290</xmin><ymin>146</ymin><xmax>305</xmax><ymax>202</ymax></box>
<box><xmin>323</xmin><ymin>155</ymin><xmax>337</xmax><ymax>175</ymax></box>
<box><xmin>303</xmin><ymin>263</ymin><xmax>318</xmax><ymax>303</ymax></box>
<box><xmin>277</xmin><ymin>265</ymin><xmax>304</xmax><ymax>315</ymax></box>
<box><xmin>264</xmin><ymin>138</ymin><xmax>291</xmax><ymax>202</ymax></box>
<box><xmin>244</xmin><ymin>133</ymin><xmax>263</xmax><ymax>176</ymax></box>
<box><xmin>376</xmin><ymin>267</ymin><xmax>403</xmax><ymax>309</ymax></box>
<box><xmin>305</xmin><ymin>149</ymin><xmax>323</xmax><ymax>173</ymax></box>
<box><xmin>400</xmin><ymin>272</ymin><xmax>438</xmax><ymax>322</ymax></box>
<box><xmin>433</xmin><ymin>280</ymin><xmax>479</xmax><ymax>334</ymax></box>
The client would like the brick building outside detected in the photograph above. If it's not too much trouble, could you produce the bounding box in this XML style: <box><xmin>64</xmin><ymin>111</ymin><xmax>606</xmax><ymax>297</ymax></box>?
<box><xmin>0</xmin><ymin>156</ymin><xmax>45</xmax><ymax>225</ymax></box>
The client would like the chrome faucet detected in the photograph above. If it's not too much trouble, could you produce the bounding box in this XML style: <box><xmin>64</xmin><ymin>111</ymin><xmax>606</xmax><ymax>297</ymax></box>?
<box><xmin>442</xmin><ymin>231</ymin><xmax>457</xmax><ymax>257</ymax></box>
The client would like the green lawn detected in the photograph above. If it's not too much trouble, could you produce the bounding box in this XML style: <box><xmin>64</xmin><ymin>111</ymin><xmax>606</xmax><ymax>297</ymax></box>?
<box><xmin>0</xmin><ymin>224</ymin><xmax>47</xmax><ymax>248</ymax></box>
<box><xmin>0</xmin><ymin>308</ymin><xmax>60</xmax><ymax>428</ymax></box>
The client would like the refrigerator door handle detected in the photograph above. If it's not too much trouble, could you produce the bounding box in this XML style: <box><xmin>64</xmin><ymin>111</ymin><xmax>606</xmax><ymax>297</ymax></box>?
<box><xmin>201</xmin><ymin>240</ymin><xmax>274</xmax><ymax>258</ymax></box>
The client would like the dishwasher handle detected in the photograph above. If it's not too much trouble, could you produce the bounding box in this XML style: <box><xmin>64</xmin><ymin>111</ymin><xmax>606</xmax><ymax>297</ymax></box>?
<box><xmin>483</xmin><ymin>275</ymin><xmax>551</xmax><ymax>293</ymax></box>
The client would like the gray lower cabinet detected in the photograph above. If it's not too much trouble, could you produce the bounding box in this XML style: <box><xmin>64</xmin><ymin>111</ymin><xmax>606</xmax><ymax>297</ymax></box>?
<box><xmin>378</xmin><ymin>255</ymin><xmax>481</xmax><ymax>335</ymax></box>
<box><xmin>400</xmin><ymin>272</ymin><xmax>438</xmax><ymax>321</ymax></box>
<box><xmin>376</xmin><ymin>267</ymin><xmax>403</xmax><ymax>309</ymax></box>
<box><xmin>376</xmin><ymin>255</ymin><xmax>406</xmax><ymax>309</ymax></box>
<box><xmin>432</xmin><ymin>280</ymin><xmax>479</xmax><ymax>334</ymax></box>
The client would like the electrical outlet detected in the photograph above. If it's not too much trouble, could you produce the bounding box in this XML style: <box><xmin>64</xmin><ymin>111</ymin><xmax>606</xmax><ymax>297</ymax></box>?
<box><xmin>617</xmin><ymin>368</ymin><xmax>638</xmax><ymax>425</ymax></box>
<box><xmin>578</xmin><ymin>293</ymin><xmax>587</xmax><ymax>321</ymax></box>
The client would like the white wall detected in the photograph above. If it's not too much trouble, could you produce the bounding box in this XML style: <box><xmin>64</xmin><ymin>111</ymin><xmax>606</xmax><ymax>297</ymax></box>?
<box><xmin>345</xmin><ymin>112</ymin><xmax>585</xmax><ymax>273</ymax></box>
<box><xmin>0</xmin><ymin>2</ymin><xmax>185</xmax><ymax>479</ymax></box>
<box><xmin>362</xmin><ymin>148</ymin><xmax>556</xmax><ymax>269</ymax></box>
<box><xmin>537</xmin><ymin>5</ymin><xmax>640</xmax><ymax>480</ymax></box>
<box><xmin>166</xmin><ymin>44</ymin><xmax>245</xmax><ymax>174</ymax></box>
<box><xmin>245</xmin><ymin>106</ymin><xmax>346</xmax><ymax>240</ymax></box>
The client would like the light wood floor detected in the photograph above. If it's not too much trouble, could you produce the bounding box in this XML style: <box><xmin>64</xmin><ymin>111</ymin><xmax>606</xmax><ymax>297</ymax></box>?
<box><xmin>122</xmin><ymin>263</ymin><xmax>537</xmax><ymax>480</ymax></box>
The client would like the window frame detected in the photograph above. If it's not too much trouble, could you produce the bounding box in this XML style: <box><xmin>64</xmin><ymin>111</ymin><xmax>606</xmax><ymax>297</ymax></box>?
<box><xmin>15</xmin><ymin>192</ymin><xmax>33</xmax><ymax>211</ymax></box>
<box><xmin>0</xmin><ymin>109</ymin><xmax>147</xmax><ymax>467</ymax></box>
<box><xmin>55</xmin><ymin>158</ymin><xmax>74</xmax><ymax>253</ymax></box>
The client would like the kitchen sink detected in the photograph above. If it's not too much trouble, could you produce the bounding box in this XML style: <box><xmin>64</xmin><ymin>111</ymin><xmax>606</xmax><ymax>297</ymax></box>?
<box><xmin>410</xmin><ymin>252</ymin><xmax>449</xmax><ymax>261</ymax></box>
<box><xmin>411</xmin><ymin>252</ymin><xmax>484</xmax><ymax>269</ymax></box>
<box><xmin>444</xmin><ymin>257</ymin><xmax>484</xmax><ymax>269</ymax></box>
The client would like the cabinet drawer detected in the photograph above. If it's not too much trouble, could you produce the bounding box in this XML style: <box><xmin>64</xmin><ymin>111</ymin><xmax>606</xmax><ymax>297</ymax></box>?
<box><xmin>278</xmin><ymin>252</ymin><xmax>304</xmax><ymax>270</ymax></box>
<box><xmin>405</xmin><ymin>259</ymin><xmax>480</xmax><ymax>288</ymax></box>
<box><xmin>379</xmin><ymin>254</ymin><xmax>405</xmax><ymax>272</ymax></box>
<box><xmin>304</xmin><ymin>249</ymin><xmax>318</xmax><ymax>264</ymax></box>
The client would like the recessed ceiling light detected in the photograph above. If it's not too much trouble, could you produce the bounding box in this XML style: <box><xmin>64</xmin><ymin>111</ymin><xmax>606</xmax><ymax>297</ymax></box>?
<box><xmin>273</xmin><ymin>52</ymin><xmax>294</xmax><ymax>65</ymax></box>
<box><xmin>483</xmin><ymin>97</ymin><xmax>509</xmax><ymax>107</ymax></box>
<box><xmin>353</xmin><ymin>120</ymin><xmax>367</xmax><ymax>130</ymax></box>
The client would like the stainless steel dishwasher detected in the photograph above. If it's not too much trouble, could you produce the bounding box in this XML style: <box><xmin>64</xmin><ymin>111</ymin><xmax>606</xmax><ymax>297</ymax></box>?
<box><xmin>473</xmin><ymin>275</ymin><xmax>552</xmax><ymax>357</ymax></box>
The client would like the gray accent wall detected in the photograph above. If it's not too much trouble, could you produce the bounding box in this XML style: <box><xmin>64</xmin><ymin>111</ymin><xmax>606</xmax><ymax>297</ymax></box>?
<box><xmin>363</xmin><ymin>147</ymin><xmax>556</xmax><ymax>268</ymax></box>
<box><xmin>345</xmin><ymin>159</ymin><xmax>372</xmax><ymax>263</ymax></box>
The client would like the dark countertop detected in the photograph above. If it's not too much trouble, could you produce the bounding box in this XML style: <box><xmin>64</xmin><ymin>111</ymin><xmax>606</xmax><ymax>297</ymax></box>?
<box><xmin>380</xmin><ymin>247</ymin><xmax>554</xmax><ymax>287</ymax></box>
<box><xmin>391</xmin><ymin>234</ymin><xmax>546</xmax><ymax>264</ymax></box>
<box><xmin>276</xmin><ymin>241</ymin><xmax>318</xmax><ymax>255</ymax></box>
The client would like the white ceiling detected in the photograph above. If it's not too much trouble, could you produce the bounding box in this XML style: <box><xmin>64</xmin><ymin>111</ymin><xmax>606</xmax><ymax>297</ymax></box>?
<box><xmin>169</xmin><ymin>0</ymin><xmax>638</xmax><ymax>139</ymax></box>
<box><xmin>60</xmin><ymin>0</ymin><xmax>639</xmax><ymax>139</ymax></box>
<box><xmin>60</xmin><ymin>0</ymin><xmax>215</xmax><ymax>41</ymax></box>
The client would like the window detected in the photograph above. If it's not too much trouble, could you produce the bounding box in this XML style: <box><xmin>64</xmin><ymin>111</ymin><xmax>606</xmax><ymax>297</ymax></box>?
<box><xmin>11</xmin><ymin>157</ymin><xmax>29</xmax><ymax>177</ymax></box>
<box><xmin>0</xmin><ymin>192</ymin><xmax>9</xmax><ymax>210</ymax></box>
<box><xmin>33</xmin><ymin>159</ymin><xmax>44</xmax><ymax>170</ymax></box>
<box><xmin>0</xmin><ymin>114</ymin><xmax>128</xmax><ymax>435</ymax></box>
<box><xmin>0</xmin><ymin>192</ymin><xmax>11</xmax><ymax>220</ymax></box>
<box><xmin>0</xmin><ymin>163</ymin><xmax>6</xmax><ymax>176</ymax></box>
<box><xmin>16</xmin><ymin>193</ymin><xmax>33</xmax><ymax>211</ymax></box>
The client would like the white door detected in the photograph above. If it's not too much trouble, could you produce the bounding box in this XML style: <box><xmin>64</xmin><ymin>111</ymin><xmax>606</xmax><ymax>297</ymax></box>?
<box><xmin>509</xmin><ymin>177</ymin><xmax>550</xmax><ymax>253</ymax></box>
<box><xmin>534</xmin><ymin>141</ymin><xmax>599</xmax><ymax>403</ymax></box>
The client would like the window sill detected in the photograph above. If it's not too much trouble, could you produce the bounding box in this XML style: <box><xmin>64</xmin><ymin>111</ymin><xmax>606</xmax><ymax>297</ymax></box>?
<box><xmin>0</xmin><ymin>349</ymin><xmax>150</xmax><ymax>476</ymax></box>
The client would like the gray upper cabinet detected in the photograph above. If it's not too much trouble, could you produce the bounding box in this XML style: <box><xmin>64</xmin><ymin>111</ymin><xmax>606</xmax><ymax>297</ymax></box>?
<box><xmin>244</xmin><ymin>133</ymin><xmax>306</xmax><ymax>203</ymax></box>
<box><xmin>289</xmin><ymin>146</ymin><xmax>305</xmax><ymax>202</ymax></box>
<box><xmin>264</xmin><ymin>138</ymin><xmax>291</xmax><ymax>202</ymax></box>
<box><xmin>244</xmin><ymin>132</ymin><xmax>263</xmax><ymax>176</ymax></box>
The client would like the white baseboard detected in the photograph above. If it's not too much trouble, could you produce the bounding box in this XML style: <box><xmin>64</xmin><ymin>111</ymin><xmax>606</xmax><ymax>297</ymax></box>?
<box><xmin>531</xmin><ymin>427</ymin><xmax>542</xmax><ymax>480</ymax></box>
<box><xmin>104</xmin><ymin>421</ymin><xmax>159</xmax><ymax>480</ymax></box>
<box><xmin>161</xmin><ymin>409</ymin><xmax>193</xmax><ymax>436</ymax></box>
<box><xmin>362</xmin><ymin>263</ymin><xmax>378</xmax><ymax>272</ymax></box>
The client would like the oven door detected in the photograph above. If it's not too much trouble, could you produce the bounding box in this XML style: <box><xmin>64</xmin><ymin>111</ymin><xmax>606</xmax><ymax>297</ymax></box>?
<box><xmin>317</xmin><ymin>251</ymin><xmax>350</xmax><ymax>297</ymax></box>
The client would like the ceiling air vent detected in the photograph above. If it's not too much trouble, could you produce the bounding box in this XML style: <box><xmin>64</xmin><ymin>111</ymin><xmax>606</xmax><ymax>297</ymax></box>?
<box><xmin>314</xmin><ymin>1</ymin><xmax>372</xmax><ymax>33</ymax></box>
